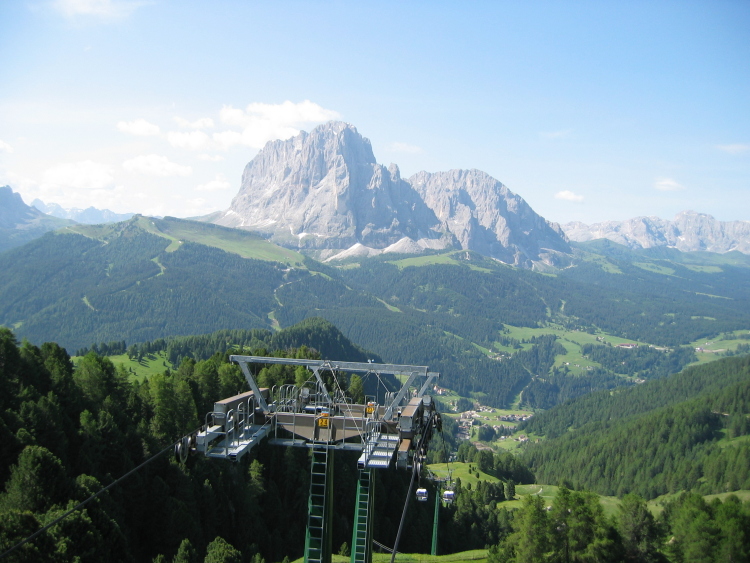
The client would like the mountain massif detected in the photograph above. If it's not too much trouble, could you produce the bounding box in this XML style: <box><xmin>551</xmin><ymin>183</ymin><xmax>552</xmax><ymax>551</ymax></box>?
<box><xmin>0</xmin><ymin>186</ymin><xmax>73</xmax><ymax>253</ymax></box>
<box><xmin>213</xmin><ymin>121</ymin><xmax>571</xmax><ymax>268</ymax></box>
<box><xmin>564</xmin><ymin>211</ymin><xmax>750</xmax><ymax>254</ymax></box>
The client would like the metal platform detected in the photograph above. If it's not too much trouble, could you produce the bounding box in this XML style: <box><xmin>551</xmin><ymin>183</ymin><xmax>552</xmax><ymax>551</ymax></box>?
<box><xmin>197</xmin><ymin>422</ymin><xmax>272</xmax><ymax>462</ymax></box>
<box><xmin>358</xmin><ymin>433</ymin><xmax>400</xmax><ymax>469</ymax></box>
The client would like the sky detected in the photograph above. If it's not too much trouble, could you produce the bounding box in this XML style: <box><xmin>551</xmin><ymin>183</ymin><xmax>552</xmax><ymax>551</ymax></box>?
<box><xmin>0</xmin><ymin>0</ymin><xmax>748</xmax><ymax>224</ymax></box>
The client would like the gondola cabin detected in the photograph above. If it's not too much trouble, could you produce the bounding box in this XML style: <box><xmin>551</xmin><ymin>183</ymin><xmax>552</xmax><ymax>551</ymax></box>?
<box><xmin>442</xmin><ymin>490</ymin><xmax>455</xmax><ymax>504</ymax></box>
<box><xmin>416</xmin><ymin>488</ymin><xmax>429</xmax><ymax>502</ymax></box>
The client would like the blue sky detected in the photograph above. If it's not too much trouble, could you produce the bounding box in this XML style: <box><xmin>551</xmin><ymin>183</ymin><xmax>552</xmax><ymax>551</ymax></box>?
<box><xmin>1</xmin><ymin>0</ymin><xmax>748</xmax><ymax>224</ymax></box>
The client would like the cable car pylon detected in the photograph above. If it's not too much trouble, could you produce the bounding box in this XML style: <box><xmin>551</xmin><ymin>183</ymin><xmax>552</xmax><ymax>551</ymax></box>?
<box><xmin>179</xmin><ymin>355</ymin><xmax>441</xmax><ymax>563</ymax></box>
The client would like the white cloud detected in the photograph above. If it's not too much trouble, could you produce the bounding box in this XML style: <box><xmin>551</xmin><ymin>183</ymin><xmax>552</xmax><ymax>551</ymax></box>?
<box><xmin>183</xmin><ymin>197</ymin><xmax>221</xmax><ymax>216</ymax></box>
<box><xmin>54</xmin><ymin>0</ymin><xmax>143</xmax><ymax>18</ymax></box>
<box><xmin>654</xmin><ymin>178</ymin><xmax>685</xmax><ymax>192</ymax></box>
<box><xmin>117</xmin><ymin>118</ymin><xmax>160</xmax><ymax>136</ymax></box>
<box><xmin>389</xmin><ymin>142</ymin><xmax>423</xmax><ymax>154</ymax></box>
<box><xmin>0</xmin><ymin>139</ymin><xmax>13</xmax><ymax>153</ymax></box>
<box><xmin>43</xmin><ymin>160</ymin><xmax>114</xmax><ymax>190</ymax></box>
<box><xmin>122</xmin><ymin>154</ymin><xmax>192</xmax><ymax>177</ymax></box>
<box><xmin>212</xmin><ymin>130</ymin><xmax>248</xmax><ymax>150</ymax></box>
<box><xmin>195</xmin><ymin>174</ymin><xmax>231</xmax><ymax>192</ymax></box>
<box><xmin>555</xmin><ymin>190</ymin><xmax>584</xmax><ymax>202</ymax></box>
<box><xmin>174</xmin><ymin>116</ymin><xmax>215</xmax><ymax>129</ymax></box>
<box><xmin>540</xmin><ymin>130</ymin><xmax>572</xmax><ymax>139</ymax></box>
<box><xmin>215</xmin><ymin>100</ymin><xmax>340</xmax><ymax>149</ymax></box>
<box><xmin>717</xmin><ymin>144</ymin><xmax>750</xmax><ymax>155</ymax></box>
<box><xmin>197</xmin><ymin>153</ymin><xmax>224</xmax><ymax>162</ymax></box>
<box><xmin>167</xmin><ymin>130</ymin><xmax>212</xmax><ymax>151</ymax></box>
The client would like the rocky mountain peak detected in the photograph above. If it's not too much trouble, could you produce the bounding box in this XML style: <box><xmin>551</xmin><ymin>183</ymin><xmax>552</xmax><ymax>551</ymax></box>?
<box><xmin>214</xmin><ymin>121</ymin><xmax>571</xmax><ymax>267</ymax></box>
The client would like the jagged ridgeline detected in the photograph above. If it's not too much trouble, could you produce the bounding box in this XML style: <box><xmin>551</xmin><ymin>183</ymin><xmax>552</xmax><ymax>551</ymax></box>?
<box><xmin>519</xmin><ymin>355</ymin><xmax>750</xmax><ymax>498</ymax></box>
<box><xmin>212</xmin><ymin>121</ymin><xmax>571</xmax><ymax>268</ymax></box>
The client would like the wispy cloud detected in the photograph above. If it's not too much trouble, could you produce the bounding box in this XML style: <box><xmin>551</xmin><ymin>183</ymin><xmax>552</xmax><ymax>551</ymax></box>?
<box><xmin>53</xmin><ymin>0</ymin><xmax>144</xmax><ymax>19</ymax></box>
<box><xmin>43</xmin><ymin>160</ymin><xmax>114</xmax><ymax>190</ymax></box>
<box><xmin>174</xmin><ymin>116</ymin><xmax>215</xmax><ymax>130</ymax></box>
<box><xmin>197</xmin><ymin>154</ymin><xmax>224</xmax><ymax>162</ymax></box>
<box><xmin>654</xmin><ymin>178</ymin><xmax>685</xmax><ymax>192</ymax></box>
<box><xmin>184</xmin><ymin>197</ymin><xmax>220</xmax><ymax>216</ymax></box>
<box><xmin>117</xmin><ymin>118</ymin><xmax>160</xmax><ymax>136</ymax></box>
<box><xmin>123</xmin><ymin>154</ymin><xmax>192</xmax><ymax>177</ymax></box>
<box><xmin>717</xmin><ymin>144</ymin><xmax>750</xmax><ymax>155</ymax></box>
<box><xmin>388</xmin><ymin>142</ymin><xmax>423</xmax><ymax>154</ymax></box>
<box><xmin>0</xmin><ymin>139</ymin><xmax>13</xmax><ymax>153</ymax></box>
<box><xmin>195</xmin><ymin>174</ymin><xmax>231</xmax><ymax>192</ymax></box>
<box><xmin>214</xmin><ymin>100</ymin><xmax>340</xmax><ymax>150</ymax></box>
<box><xmin>555</xmin><ymin>190</ymin><xmax>584</xmax><ymax>202</ymax></box>
<box><xmin>540</xmin><ymin>130</ymin><xmax>572</xmax><ymax>140</ymax></box>
<box><xmin>167</xmin><ymin>130</ymin><xmax>212</xmax><ymax>151</ymax></box>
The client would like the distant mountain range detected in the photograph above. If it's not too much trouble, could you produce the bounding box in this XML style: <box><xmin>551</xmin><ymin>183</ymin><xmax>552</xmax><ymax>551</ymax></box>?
<box><xmin>212</xmin><ymin>121</ymin><xmax>571</xmax><ymax>268</ymax></box>
<box><xmin>0</xmin><ymin>186</ymin><xmax>136</xmax><ymax>253</ymax></box>
<box><xmin>563</xmin><ymin>211</ymin><xmax>750</xmax><ymax>253</ymax></box>
<box><xmin>4</xmin><ymin>122</ymin><xmax>750</xmax><ymax>263</ymax></box>
<box><xmin>32</xmin><ymin>198</ymin><xmax>134</xmax><ymax>224</ymax></box>
<box><xmin>0</xmin><ymin>185</ymin><xmax>74</xmax><ymax>253</ymax></box>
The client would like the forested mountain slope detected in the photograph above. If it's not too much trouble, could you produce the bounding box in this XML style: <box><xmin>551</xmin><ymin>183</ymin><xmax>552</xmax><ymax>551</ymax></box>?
<box><xmin>520</xmin><ymin>355</ymin><xmax>750</xmax><ymax>498</ymax></box>
<box><xmin>1</xmin><ymin>216</ymin><xmax>749</xmax><ymax>410</ymax></box>
<box><xmin>0</xmin><ymin>327</ymin><xmax>522</xmax><ymax>561</ymax></box>
<box><xmin>3</xmin><ymin>327</ymin><xmax>750</xmax><ymax>561</ymax></box>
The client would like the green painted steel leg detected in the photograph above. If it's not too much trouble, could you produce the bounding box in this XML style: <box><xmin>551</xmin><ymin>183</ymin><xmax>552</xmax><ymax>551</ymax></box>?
<box><xmin>325</xmin><ymin>449</ymin><xmax>334</xmax><ymax>563</ymax></box>
<box><xmin>305</xmin><ymin>445</ymin><xmax>334</xmax><ymax>563</ymax></box>
<box><xmin>431</xmin><ymin>486</ymin><xmax>439</xmax><ymax>556</ymax></box>
<box><xmin>350</xmin><ymin>468</ymin><xmax>374</xmax><ymax>563</ymax></box>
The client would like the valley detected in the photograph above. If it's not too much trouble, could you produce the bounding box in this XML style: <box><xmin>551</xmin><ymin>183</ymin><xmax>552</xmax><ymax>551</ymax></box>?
<box><xmin>2</xmin><ymin>185</ymin><xmax>750</xmax><ymax>563</ymax></box>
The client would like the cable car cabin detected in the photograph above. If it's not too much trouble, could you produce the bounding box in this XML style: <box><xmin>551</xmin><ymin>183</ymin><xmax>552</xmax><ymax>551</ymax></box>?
<box><xmin>416</xmin><ymin>488</ymin><xmax>429</xmax><ymax>502</ymax></box>
<box><xmin>442</xmin><ymin>490</ymin><xmax>455</xmax><ymax>504</ymax></box>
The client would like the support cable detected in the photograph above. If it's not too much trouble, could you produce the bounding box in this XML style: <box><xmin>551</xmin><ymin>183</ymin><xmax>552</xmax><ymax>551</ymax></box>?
<box><xmin>389</xmin><ymin>458</ymin><xmax>419</xmax><ymax>563</ymax></box>
<box><xmin>0</xmin><ymin>429</ymin><xmax>200</xmax><ymax>560</ymax></box>
<box><xmin>389</xmin><ymin>409</ymin><xmax>435</xmax><ymax>563</ymax></box>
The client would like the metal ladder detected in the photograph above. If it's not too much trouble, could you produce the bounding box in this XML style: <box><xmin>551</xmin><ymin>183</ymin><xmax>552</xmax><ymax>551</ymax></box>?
<box><xmin>305</xmin><ymin>442</ymin><xmax>332</xmax><ymax>563</ymax></box>
<box><xmin>350</xmin><ymin>468</ymin><xmax>373</xmax><ymax>563</ymax></box>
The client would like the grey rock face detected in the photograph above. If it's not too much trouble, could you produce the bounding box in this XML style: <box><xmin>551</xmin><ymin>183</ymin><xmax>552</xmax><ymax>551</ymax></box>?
<box><xmin>215</xmin><ymin>121</ymin><xmax>571</xmax><ymax>267</ymax></box>
<box><xmin>563</xmin><ymin>211</ymin><xmax>750</xmax><ymax>254</ymax></box>
<box><xmin>410</xmin><ymin>169</ymin><xmax>571</xmax><ymax>266</ymax></box>
<box><xmin>215</xmin><ymin>121</ymin><xmax>444</xmax><ymax>249</ymax></box>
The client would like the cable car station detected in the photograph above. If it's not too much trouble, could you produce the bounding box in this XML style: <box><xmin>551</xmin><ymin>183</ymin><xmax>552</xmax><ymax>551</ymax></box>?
<box><xmin>182</xmin><ymin>355</ymin><xmax>443</xmax><ymax>563</ymax></box>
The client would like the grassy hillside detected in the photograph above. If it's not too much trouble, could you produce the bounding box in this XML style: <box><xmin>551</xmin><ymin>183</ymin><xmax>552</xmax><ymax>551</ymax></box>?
<box><xmin>67</xmin><ymin>215</ymin><xmax>306</xmax><ymax>266</ymax></box>
<box><xmin>73</xmin><ymin>351</ymin><xmax>172</xmax><ymax>381</ymax></box>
